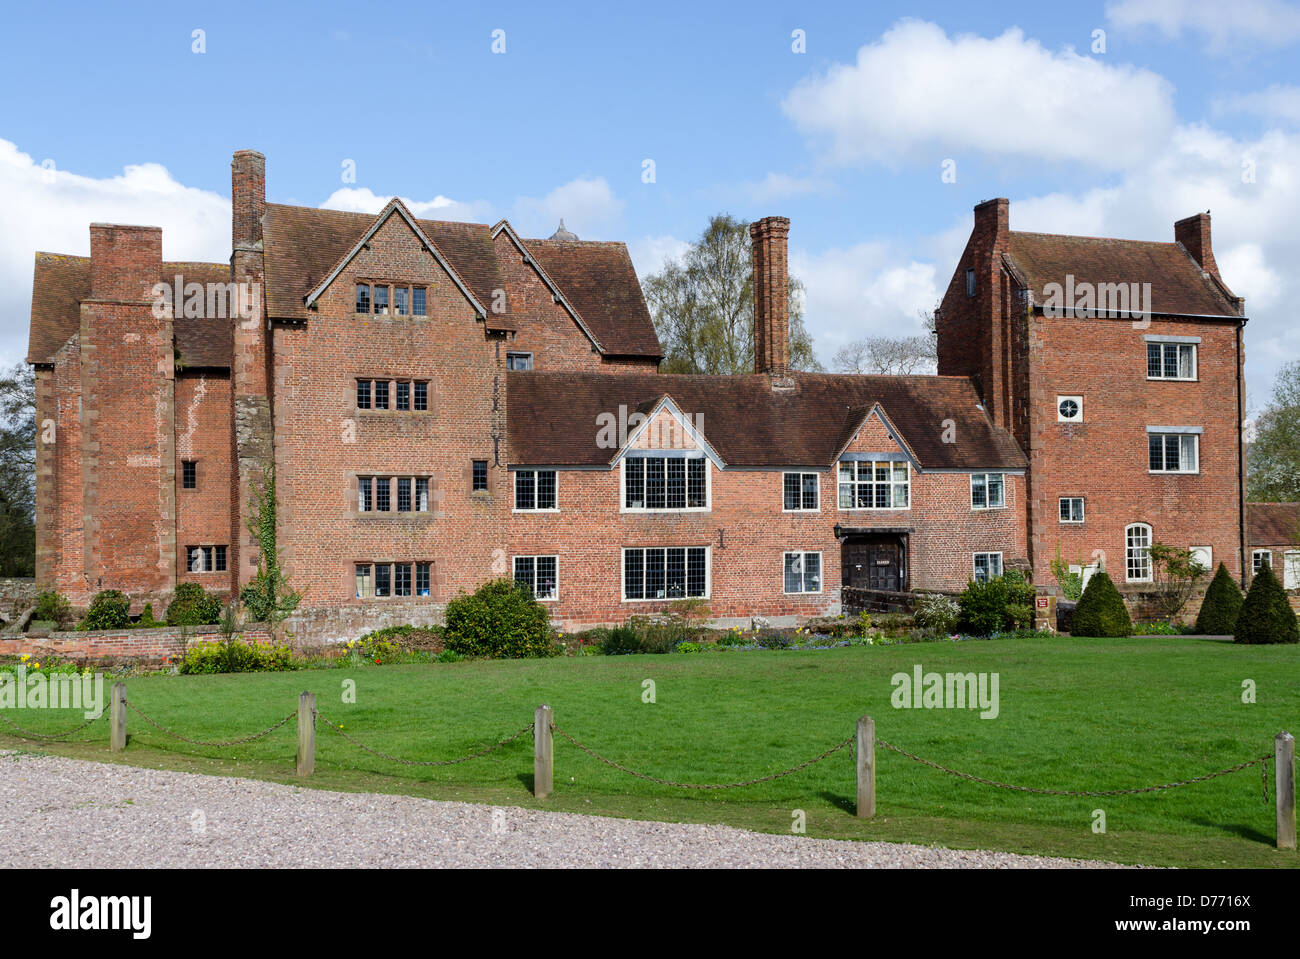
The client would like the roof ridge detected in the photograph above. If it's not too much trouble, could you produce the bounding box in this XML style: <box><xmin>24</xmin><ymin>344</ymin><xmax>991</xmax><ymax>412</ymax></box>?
<box><xmin>269</xmin><ymin>200</ymin><xmax>491</xmax><ymax>232</ymax></box>
<box><xmin>1011</xmin><ymin>229</ymin><xmax>1179</xmax><ymax>247</ymax></box>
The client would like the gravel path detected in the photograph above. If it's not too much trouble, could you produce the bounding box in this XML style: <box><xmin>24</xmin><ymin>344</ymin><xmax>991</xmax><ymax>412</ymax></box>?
<box><xmin>0</xmin><ymin>751</ymin><xmax>1128</xmax><ymax>868</ymax></box>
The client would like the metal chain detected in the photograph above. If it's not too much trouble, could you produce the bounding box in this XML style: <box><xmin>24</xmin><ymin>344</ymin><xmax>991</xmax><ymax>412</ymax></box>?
<box><xmin>125</xmin><ymin>700</ymin><xmax>296</xmax><ymax>748</ymax></box>
<box><xmin>551</xmin><ymin>724</ymin><xmax>855</xmax><ymax>789</ymax></box>
<box><xmin>0</xmin><ymin>710</ymin><xmax>104</xmax><ymax>741</ymax></box>
<box><xmin>317</xmin><ymin>711</ymin><xmax>534</xmax><ymax>766</ymax></box>
<box><xmin>878</xmin><ymin>738</ymin><xmax>1272</xmax><ymax>801</ymax></box>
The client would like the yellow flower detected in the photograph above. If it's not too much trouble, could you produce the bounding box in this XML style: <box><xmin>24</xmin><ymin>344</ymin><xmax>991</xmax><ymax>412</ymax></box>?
<box><xmin>32</xmin><ymin>662</ymin><xmax>40</xmax><ymax>669</ymax></box>
<box><xmin>19</xmin><ymin>654</ymin><xmax>29</xmax><ymax>661</ymax></box>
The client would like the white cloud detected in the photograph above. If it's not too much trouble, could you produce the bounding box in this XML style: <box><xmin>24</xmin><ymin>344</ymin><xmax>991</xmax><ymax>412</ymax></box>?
<box><xmin>741</xmin><ymin>173</ymin><xmax>831</xmax><ymax>203</ymax></box>
<box><xmin>0</xmin><ymin>139</ymin><xmax>228</xmax><ymax>368</ymax></box>
<box><xmin>627</xmin><ymin>234</ymin><xmax>691</xmax><ymax>277</ymax></box>
<box><xmin>511</xmin><ymin>176</ymin><xmax>624</xmax><ymax>239</ymax></box>
<box><xmin>1213</xmin><ymin>84</ymin><xmax>1300</xmax><ymax>124</ymax></box>
<box><xmin>1106</xmin><ymin>0</ymin><xmax>1300</xmax><ymax>52</ymax></box>
<box><xmin>319</xmin><ymin>186</ymin><xmax>493</xmax><ymax>223</ymax></box>
<box><xmin>782</xmin><ymin>19</ymin><xmax>1176</xmax><ymax>170</ymax></box>
<box><xmin>790</xmin><ymin>242</ymin><xmax>940</xmax><ymax>366</ymax></box>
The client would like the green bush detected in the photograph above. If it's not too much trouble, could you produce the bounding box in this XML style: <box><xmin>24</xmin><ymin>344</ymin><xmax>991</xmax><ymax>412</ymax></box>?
<box><xmin>81</xmin><ymin>590</ymin><xmax>131</xmax><ymax>631</ymax></box>
<box><xmin>958</xmin><ymin>577</ymin><xmax>1009</xmax><ymax>636</ymax></box>
<box><xmin>444</xmin><ymin>578</ymin><xmax>556</xmax><ymax>659</ymax></box>
<box><xmin>600</xmin><ymin>626</ymin><xmax>642</xmax><ymax>655</ymax></box>
<box><xmin>166</xmin><ymin>582</ymin><xmax>222</xmax><ymax>626</ymax></box>
<box><xmin>756</xmin><ymin>631</ymin><xmax>792</xmax><ymax>649</ymax></box>
<box><xmin>136</xmin><ymin>602</ymin><xmax>163</xmax><ymax>628</ymax></box>
<box><xmin>1071</xmin><ymin>570</ymin><xmax>1133</xmax><ymax>638</ymax></box>
<box><xmin>1234</xmin><ymin>564</ymin><xmax>1300</xmax><ymax>645</ymax></box>
<box><xmin>1195</xmin><ymin>563</ymin><xmax>1244</xmax><ymax>635</ymax></box>
<box><xmin>31</xmin><ymin>590</ymin><xmax>72</xmax><ymax>628</ymax></box>
<box><xmin>1005</xmin><ymin>603</ymin><xmax>1035</xmax><ymax>630</ymax></box>
<box><xmin>178</xmin><ymin>638</ymin><xmax>295</xmax><ymax>674</ymax></box>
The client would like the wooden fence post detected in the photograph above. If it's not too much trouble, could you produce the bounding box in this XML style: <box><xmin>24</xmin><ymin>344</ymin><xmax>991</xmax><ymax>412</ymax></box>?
<box><xmin>296</xmin><ymin>692</ymin><xmax>315</xmax><ymax>778</ymax></box>
<box><xmin>1277</xmin><ymin>731</ymin><xmax>1295</xmax><ymax>851</ymax></box>
<box><xmin>534</xmin><ymin>704</ymin><xmax>553</xmax><ymax>799</ymax></box>
<box><xmin>856</xmin><ymin>715</ymin><xmax>875</xmax><ymax>819</ymax></box>
<box><xmin>109</xmin><ymin>682</ymin><xmax>126</xmax><ymax>753</ymax></box>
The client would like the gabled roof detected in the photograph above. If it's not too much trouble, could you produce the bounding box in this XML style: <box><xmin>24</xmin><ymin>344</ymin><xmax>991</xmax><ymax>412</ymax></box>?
<box><xmin>524</xmin><ymin>238</ymin><xmax>663</xmax><ymax>357</ymax></box>
<box><xmin>1006</xmin><ymin>232</ymin><xmax>1243</xmax><ymax>318</ymax></box>
<box><xmin>27</xmin><ymin>253</ymin><xmax>233</xmax><ymax>368</ymax></box>
<box><xmin>490</xmin><ymin>220</ymin><xmax>603</xmax><ymax>352</ymax></box>
<box><xmin>607</xmin><ymin>393</ymin><xmax>726</xmax><ymax>469</ymax></box>
<box><xmin>262</xmin><ymin>202</ymin><xmax>503</xmax><ymax>321</ymax></box>
<box><xmin>831</xmin><ymin>404</ymin><xmax>919</xmax><ymax>466</ymax></box>
<box><xmin>1248</xmin><ymin>502</ymin><xmax>1300</xmax><ymax>546</ymax></box>
<box><xmin>301</xmin><ymin>199</ymin><xmax>488</xmax><ymax>317</ymax></box>
<box><xmin>506</xmin><ymin>371</ymin><xmax>1027</xmax><ymax>470</ymax></box>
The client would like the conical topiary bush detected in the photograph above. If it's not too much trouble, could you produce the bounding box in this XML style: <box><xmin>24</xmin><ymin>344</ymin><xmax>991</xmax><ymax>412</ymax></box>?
<box><xmin>1070</xmin><ymin>569</ymin><xmax>1133</xmax><ymax>638</ymax></box>
<box><xmin>1234</xmin><ymin>563</ymin><xmax>1300</xmax><ymax>645</ymax></box>
<box><xmin>1194</xmin><ymin>563</ymin><xmax>1244</xmax><ymax>635</ymax></box>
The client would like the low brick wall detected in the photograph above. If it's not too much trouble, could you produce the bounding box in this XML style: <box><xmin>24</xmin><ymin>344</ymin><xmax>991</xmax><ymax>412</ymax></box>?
<box><xmin>283</xmin><ymin>602</ymin><xmax>445</xmax><ymax>646</ymax></box>
<box><xmin>1</xmin><ymin>625</ymin><xmax>274</xmax><ymax>663</ymax></box>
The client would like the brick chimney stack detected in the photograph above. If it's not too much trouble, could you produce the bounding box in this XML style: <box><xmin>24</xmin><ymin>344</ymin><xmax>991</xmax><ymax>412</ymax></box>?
<box><xmin>750</xmin><ymin>216</ymin><xmax>791</xmax><ymax>376</ymax></box>
<box><xmin>232</xmin><ymin>150</ymin><xmax>266</xmax><ymax>252</ymax></box>
<box><xmin>972</xmin><ymin>197</ymin><xmax>1009</xmax><ymax>255</ymax></box>
<box><xmin>89</xmin><ymin>224</ymin><xmax>162</xmax><ymax>301</ymax></box>
<box><xmin>1175</xmin><ymin>212</ymin><xmax>1219</xmax><ymax>280</ymax></box>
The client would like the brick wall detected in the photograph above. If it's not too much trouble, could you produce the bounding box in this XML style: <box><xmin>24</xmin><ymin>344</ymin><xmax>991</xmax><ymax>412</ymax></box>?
<box><xmin>175</xmin><ymin>372</ymin><xmax>233</xmax><ymax>585</ymax></box>
<box><xmin>4</xmin><ymin>624</ymin><xmax>273</xmax><ymax>662</ymax></box>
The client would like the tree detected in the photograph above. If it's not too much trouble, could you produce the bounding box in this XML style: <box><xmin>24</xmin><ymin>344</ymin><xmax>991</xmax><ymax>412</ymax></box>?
<box><xmin>1234</xmin><ymin>563</ymin><xmax>1299</xmax><ymax>645</ymax></box>
<box><xmin>1194</xmin><ymin>563</ymin><xmax>1244</xmax><ymax>635</ymax></box>
<box><xmin>644</xmin><ymin>214</ymin><xmax>822</xmax><ymax>375</ymax></box>
<box><xmin>1071</xmin><ymin>569</ymin><xmax>1133</xmax><ymax>637</ymax></box>
<box><xmin>832</xmin><ymin>311</ymin><xmax>938</xmax><ymax>375</ymax></box>
<box><xmin>1147</xmin><ymin>543</ymin><xmax>1209</xmax><ymax>620</ymax></box>
<box><xmin>0</xmin><ymin>363</ymin><xmax>35</xmax><ymax>577</ymax></box>
<box><xmin>1247</xmin><ymin>360</ymin><xmax>1300</xmax><ymax>502</ymax></box>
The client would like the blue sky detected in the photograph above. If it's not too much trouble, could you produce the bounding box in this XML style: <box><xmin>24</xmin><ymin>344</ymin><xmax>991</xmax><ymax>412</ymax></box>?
<box><xmin>2</xmin><ymin>0</ymin><xmax>1299</xmax><ymax>406</ymax></box>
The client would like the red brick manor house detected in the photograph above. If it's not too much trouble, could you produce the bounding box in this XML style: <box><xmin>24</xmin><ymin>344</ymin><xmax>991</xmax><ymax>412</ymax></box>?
<box><xmin>27</xmin><ymin>151</ymin><xmax>1252</xmax><ymax>639</ymax></box>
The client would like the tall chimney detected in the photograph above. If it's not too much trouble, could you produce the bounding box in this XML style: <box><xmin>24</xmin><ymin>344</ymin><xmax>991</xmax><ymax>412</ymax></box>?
<box><xmin>1175</xmin><ymin>212</ymin><xmax>1219</xmax><ymax>280</ymax></box>
<box><xmin>750</xmin><ymin>216</ymin><xmax>790</xmax><ymax>376</ymax></box>
<box><xmin>232</xmin><ymin>150</ymin><xmax>266</xmax><ymax>252</ymax></box>
<box><xmin>973</xmin><ymin>197</ymin><xmax>1009</xmax><ymax>255</ymax></box>
<box><xmin>89</xmin><ymin>224</ymin><xmax>162</xmax><ymax>300</ymax></box>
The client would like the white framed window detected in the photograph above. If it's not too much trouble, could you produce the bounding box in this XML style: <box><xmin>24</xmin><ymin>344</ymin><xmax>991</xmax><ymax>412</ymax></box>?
<box><xmin>973</xmin><ymin>552</ymin><xmax>1003</xmax><ymax>582</ymax></box>
<box><xmin>783</xmin><ymin>551</ymin><xmax>822</xmax><ymax>594</ymax></box>
<box><xmin>1285</xmin><ymin>551</ymin><xmax>1300</xmax><ymax>590</ymax></box>
<box><xmin>506</xmin><ymin>352</ymin><xmax>533</xmax><ymax>371</ymax></box>
<box><xmin>1148</xmin><ymin>431</ymin><xmax>1200</xmax><ymax>474</ymax></box>
<box><xmin>1126</xmin><ymin>523</ymin><xmax>1153</xmax><ymax>582</ymax></box>
<box><xmin>622</xmin><ymin>546</ymin><xmax>710</xmax><ymax>601</ymax></box>
<box><xmin>971</xmin><ymin>473</ymin><xmax>1006</xmax><ymax>510</ymax></box>
<box><xmin>1057</xmin><ymin>396</ymin><xmax>1083</xmax><ymax>422</ymax></box>
<box><xmin>622</xmin><ymin>454</ymin><xmax>709</xmax><ymax>512</ymax></box>
<box><xmin>1190</xmin><ymin>546</ymin><xmax>1213</xmax><ymax>573</ymax></box>
<box><xmin>1059</xmin><ymin>497</ymin><xmax>1085</xmax><ymax>523</ymax></box>
<box><xmin>1147</xmin><ymin>341</ymin><xmax>1197</xmax><ymax>381</ymax></box>
<box><xmin>355</xmin><ymin>561</ymin><xmax>431</xmax><ymax>599</ymax></box>
<box><xmin>838</xmin><ymin>460</ymin><xmax>910</xmax><ymax>510</ymax></box>
<box><xmin>782</xmin><ymin>472</ymin><xmax>819</xmax><ymax>512</ymax></box>
<box><xmin>514</xmin><ymin>469</ymin><xmax>557</xmax><ymax>511</ymax></box>
<box><xmin>1253</xmin><ymin>550</ymin><xmax>1273</xmax><ymax>575</ymax></box>
<box><xmin>513</xmin><ymin>555</ymin><xmax>558</xmax><ymax>601</ymax></box>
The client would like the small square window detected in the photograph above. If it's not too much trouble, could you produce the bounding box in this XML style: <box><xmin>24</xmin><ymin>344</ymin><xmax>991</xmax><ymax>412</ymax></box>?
<box><xmin>182</xmin><ymin>461</ymin><xmax>197</xmax><ymax>490</ymax></box>
<box><xmin>472</xmin><ymin>460</ymin><xmax>488</xmax><ymax>492</ymax></box>
<box><xmin>1057</xmin><ymin>396</ymin><xmax>1083</xmax><ymax>422</ymax></box>
<box><xmin>973</xmin><ymin>552</ymin><xmax>1002</xmax><ymax>582</ymax></box>
<box><xmin>1059</xmin><ymin>497</ymin><xmax>1085</xmax><ymax>523</ymax></box>
<box><xmin>507</xmin><ymin>352</ymin><xmax>533</xmax><ymax>371</ymax></box>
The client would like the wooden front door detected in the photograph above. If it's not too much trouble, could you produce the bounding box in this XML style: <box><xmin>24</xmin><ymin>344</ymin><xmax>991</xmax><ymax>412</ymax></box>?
<box><xmin>844</xmin><ymin>539</ymin><xmax>902</xmax><ymax>591</ymax></box>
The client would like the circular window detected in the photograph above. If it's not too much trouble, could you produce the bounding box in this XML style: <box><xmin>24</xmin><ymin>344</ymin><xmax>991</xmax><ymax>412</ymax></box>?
<box><xmin>1059</xmin><ymin>398</ymin><xmax>1080</xmax><ymax>420</ymax></box>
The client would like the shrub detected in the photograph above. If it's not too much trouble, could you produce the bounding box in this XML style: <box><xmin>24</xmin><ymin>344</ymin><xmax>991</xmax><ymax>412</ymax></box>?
<box><xmin>30</xmin><ymin>590</ymin><xmax>72</xmax><ymax>628</ymax></box>
<box><xmin>179</xmin><ymin>638</ymin><xmax>295</xmax><ymax>674</ymax></box>
<box><xmin>1234</xmin><ymin>564</ymin><xmax>1300</xmax><ymax>645</ymax></box>
<box><xmin>958</xmin><ymin>577</ymin><xmax>1009</xmax><ymax>637</ymax></box>
<box><xmin>631</xmin><ymin>616</ymin><xmax>690</xmax><ymax>653</ymax></box>
<box><xmin>1049</xmin><ymin>546</ymin><xmax>1085</xmax><ymax>602</ymax></box>
<box><xmin>444</xmin><ymin>578</ymin><xmax>556</xmax><ymax>659</ymax></box>
<box><xmin>136</xmin><ymin>602</ymin><xmax>163</xmax><ymax>628</ymax></box>
<box><xmin>1195</xmin><ymin>563</ymin><xmax>1244</xmax><ymax>635</ymax></box>
<box><xmin>756</xmin><ymin>631</ymin><xmax>792</xmax><ymax>649</ymax></box>
<box><xmin>81</xmin><ymin>590</ymin><xmax>130</xmax><ymax>631</ymax></box>
<box><xmin>1005</xmin><ymin>603</ymin><xmax>1035</xmax><ymax>631</ymax></box>
<box><xmin>600</xmin><ymin>625</ymin><xmax>642</xmax><ymax>656</ymax></box>
<box><xmin>914</xmin><ymin>593</ymin><xmax>960</xmax><ymax>634</ymax></box>
<box><xmin>1071</xmin><ymin>570</ymin><xmax>1133</xmax><ymax>638</ymax></box>
<box><xmin>1148</xmin><ymin>543</ymin><xmax>1210</xmax><ymax>620</ymax></box>
<box><xmin>166</xmin><ymin>582</ymin><xmax>222</xmax><ymax>626</ymax></box>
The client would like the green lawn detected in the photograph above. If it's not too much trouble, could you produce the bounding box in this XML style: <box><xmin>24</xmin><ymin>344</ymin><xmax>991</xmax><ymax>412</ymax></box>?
<box><xmin>4</xmin><ymin>635</ymin><xmax>1298</xmax><ymax>868</ymax></box>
